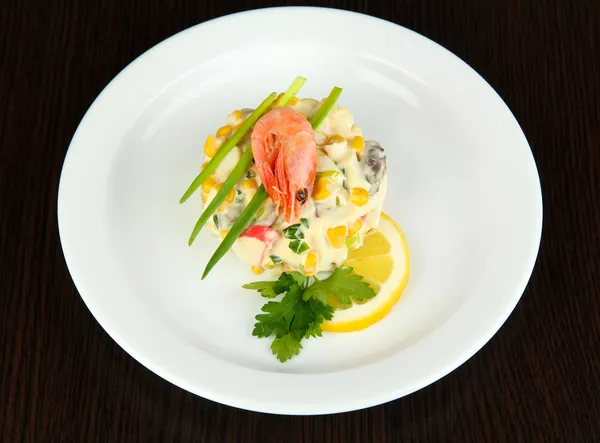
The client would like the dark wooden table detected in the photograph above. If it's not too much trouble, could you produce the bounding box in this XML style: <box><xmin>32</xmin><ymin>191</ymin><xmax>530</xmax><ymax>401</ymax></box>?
<box><xmin>2</xmin><ymin>1</ymin><xmax>599</xmax><ymax>441</ymax></box>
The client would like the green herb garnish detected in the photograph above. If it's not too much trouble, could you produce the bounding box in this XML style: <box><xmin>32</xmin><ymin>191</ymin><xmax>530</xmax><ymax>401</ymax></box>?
<box><xmin>202</xmin><ymin>82</ymin><xmax>343</xmax><ymax>278</ymax></box>
<box><xmin>244</xmin><ymin>267</ymin><xmax>374</xmax><ymax>362</ymax></box>
<box><xmin>243</xmin><ymin>271</ymin><xmax>304</xmax><ymax>298</ymax></box>
<box><xmin>345</xmin><ymin>233</ymin><xmax>359</xmax><ymax>249</ymax></box>
<box><xmin>302</xmin><ymin>266</ymin><xmax>375</xmax><ymax>305</ymax></box>
<box><xmin>189</xmin><ymin>148</ymin><xmax>253</xmax><ymax>245</ymax></box>
<box><xmin>246</xmin><ymin>273</ymin><xmax>333</xmax><ymax>362</ymax></box>
<box><xmin>300</xmin><ymin>218</ymin><xmax>310</xmax><ymax>229</ymax></box>
<box><xmin>275</xmin><ymin>76</ymin><xmax>306</xmax><ymax>106</ymax></box>
<box><xmin>179</xmin><ymin>92</ymin><xmax>277</xmax><ymax>204</ymax></box>
<box><xmin>309</xmin><ymin>86</ymin><xmax>343</xmax><ymax>129</ymax></box>
<box><xmin>234</xmin><ymin>189</ymin><xmax>245</xmax><ymax>204</ymax></box>
<box><xmin>189</xmin><ymin>77</ymin><xmax>307</xmax><ymax>246</ymax></box>
<box><xmin>202</xmin><ymin>186</ymin><xmax>268</xmax><ymax>279</ymax></box>
<box><xmin>289</xmin><ymin>239</ymin><xmax>310</xmax><ymax>254</ymax></box>
<box><xmin>283</xmin><ymin>223</ymin><xmax>304</xmax><ymax>240</ymax></box>
<box><xmin>319</xmin><ymin>170</ymin><xmax>341</xmax><ymax>178</ymax></box>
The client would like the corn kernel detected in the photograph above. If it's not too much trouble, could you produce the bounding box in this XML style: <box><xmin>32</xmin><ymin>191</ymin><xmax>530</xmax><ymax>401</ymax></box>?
<box><xmin>312</xmin><ymin>176</ymin><xmax>331</xmax><ymax>200</ymax></box>
<box><xmin>216</xmin><ymin>125</ymin><xmax>232</xmax><ymax>137</ymax></box>
<box><xmin>327</xmin><ymin>225</ymin><xmax>348</xmax><ymax>249</ymax></box>
<box><xmin>348</xmin><ymin>219</ymin><xmax>363</xmax><ymax>237</ymax></box>
<box><xmin>201</xmin><ymin>161</ymin><xmax>209</xmax><ymax>170</ymax></box>
<box><xmin>231</xmin><ymin>109</ymin><xmax>243</xmax><ymax>121</ymax></box>
<box><xmin>304</xmin><ymin>251</ymin><xmax>319</xmax><ymax>275</ymax></box>
<box><xmin>350</xmin><ymin>187</ymin><xmax>369</xmax><ymax>206</ymax></box>
<box><xmin>219</xmin><ymin>230</ymin><xmax>229</xmax><ymax>238</ymax></box>
<box><xmin>251</xmin><ymin>266</ymin><xmax>264</xmax><ymax>275</ymax></box>
<box><xmin>233</xmin><ymin>123</ymin><xmax>242</xmax><ymax>132</ymax></box>
<box><xmin>201</xmin><ymin>176</ymin><xmax>216</xmax><ymax>194</ymax></box>
<box><xmin>225</xmin><ymin>188</ymin><xmax>235</xmax><ymax>203</ymax></box>
<box><xmin>350</xmin><ymin>136</ymin><xmax>364</xmax><ymax>153</ymax></box>
<box><xmin>204</xmin><ymin>135</ymin><xmax>218</xmax><ymax>157</ymax></box>
<box><xmin>241</xmin><ymin>178</ymin><xmax>257</xmax><ymax>189</ymax></box>
<box><xmin>214</xmin><ymin>183</ymin><xmax>222</xmax><ymax>193</ymax></box>
<box><xmin>327</xmin><ymin>134</ymin><xmax>345</xmax><ymax>144</ymax></box>
<box><xmin>289</xmin><ymin>96</ymin><xmax>299</xmax><ymax>105</ymax></box>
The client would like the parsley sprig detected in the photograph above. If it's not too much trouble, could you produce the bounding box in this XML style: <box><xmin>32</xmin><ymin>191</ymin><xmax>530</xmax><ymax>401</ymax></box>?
<box><xmin>243</xmin><ymin>266</ymin><xmax>375</xmax><ymax>362</ymax></box>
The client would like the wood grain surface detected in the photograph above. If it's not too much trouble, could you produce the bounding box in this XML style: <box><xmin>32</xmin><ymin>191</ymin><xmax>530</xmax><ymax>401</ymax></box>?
<box><xmin>1</xmin><ymin>1</ymin><xmax>599</xmax><ymax>441</ymax></box>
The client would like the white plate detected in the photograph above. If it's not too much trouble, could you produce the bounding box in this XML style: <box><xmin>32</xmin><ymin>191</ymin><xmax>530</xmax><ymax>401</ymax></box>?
<box><xmin>58</xmin><ymin>7</ymin><xmax>542</xmax><ymax>414</ymax></box>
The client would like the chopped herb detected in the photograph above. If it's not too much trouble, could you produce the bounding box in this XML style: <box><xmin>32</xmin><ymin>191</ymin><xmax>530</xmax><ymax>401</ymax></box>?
<box><xmin>213</xmin><ymin>215</ymin><xmax>219</xmax><ymax>230</ymax></box>
<box><xmin>255</xmin><ymin>207</ymin><xmax>265</xmax><ymax>220</ymax></box>
<box><xmin>234</xmin><ymin>189</ymin><xmax>245</xmax><ymax>204</ymax></box>
<box><xmin>289</xmin><ymin>239</ymin><xmax>310</xmax><ymax>254</ymax></box>
<box><xmin>246</xmin><ymin>170</ymin><xmax>255</xmax><ymax>179</ymax></box>
<box><xmin>300</xmin><ymin>218</ymin><xmax>310</xmax><ymax>229</ymax></box>
<box><xmin>319</xmin><ymin>170</ymin><xmax>341</xmax><ymax>178</ymax></box>
<box><xmin>346</xmin><ymin>233</ymin><xmax>359</xmax><ymax>249</ymax></box>
<box><xmin>270</xmin><ymin>255</ymin><xmax>282</xmax><ymax>264</ymax></box>
<box><xmin>283</xmin><ymin>224</ymin><xmax>304</xmax><ymax>240</ymax></box>
<box><xmin>244</xmin><ymin>267</ymin><xmax>373</xmax><ymax>362</ymax></box>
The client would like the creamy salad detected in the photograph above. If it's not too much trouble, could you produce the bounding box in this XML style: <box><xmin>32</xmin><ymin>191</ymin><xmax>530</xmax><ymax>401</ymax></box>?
<box><xmin>201</xmin><ymin>98</ymin><xmax>387</xmax><ymax>276</ymax></box>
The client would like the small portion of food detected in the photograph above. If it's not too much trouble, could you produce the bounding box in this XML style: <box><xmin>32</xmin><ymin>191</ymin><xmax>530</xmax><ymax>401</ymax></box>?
<box><xmin>201</xmin><ymin>96</ymin><xmax>387</xmax><ymax>277</ymax></box>
<box><xmin>180</xmin><ymin>92</ymin><xmax>278</xmax><ymax>205</ymax></box>
<box><xmin>179</xmin><ymin>78</ymin><xmax>409</xmax><ymax>363</ymax></box>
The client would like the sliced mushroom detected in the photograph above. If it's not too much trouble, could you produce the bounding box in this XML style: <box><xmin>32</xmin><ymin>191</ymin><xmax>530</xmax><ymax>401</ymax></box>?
<box><xmin>240</xmin><ymin>108</ymin><xmax>254</xmax><ymax>119</ymax></box>
<box><xmin>360</xmin><ymin>140</ymin><xmax>387</xmax><ymax>195</ymax></box>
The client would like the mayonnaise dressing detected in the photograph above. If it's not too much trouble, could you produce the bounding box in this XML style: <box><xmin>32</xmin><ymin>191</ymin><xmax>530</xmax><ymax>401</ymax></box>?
<box><xmin>202</xmin><ymin>98</ymin><xmax>387</xmax><ymax>276</ymax></box>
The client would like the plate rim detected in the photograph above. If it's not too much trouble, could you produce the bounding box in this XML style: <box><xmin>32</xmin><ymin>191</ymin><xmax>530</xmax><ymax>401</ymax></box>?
<box><xmin>57</xmin><ymin>6</ymin><xmax>543</xmax><ymax>415</ymax></box>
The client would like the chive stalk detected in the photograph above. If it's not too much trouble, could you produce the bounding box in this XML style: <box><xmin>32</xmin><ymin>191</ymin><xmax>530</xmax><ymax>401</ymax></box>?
<box><xmin>188</xmin><ymin>148</ymin><xmax>253</xmax><ymax>245</ymax></box>
<box><xmin>179</xmin><ymin>92</ymin><xmax>277</xmax><ymax>204</ymax></box>
<box><xmin>188</xmin><ymin>77</ymin><xmax>307</xmax><ymax>245</ymax></box>
<box><xmin>201</xmin><ymin>84</ymin><xmax>343</xmax><ymax>278</ymax></box>
<box><xmin>201</xmin><ymin>186</ymin><xmax>268</xmax><ymax>279</ymax></box>
<box><xmin>309</xmin><ymin>86</ymin><xmax>342</xmax><ymax>129</ymax></box>
<box><xmin>275</xmin><ymin>76</ymin><xmax>306</xmax><ymax>106</ymax></box>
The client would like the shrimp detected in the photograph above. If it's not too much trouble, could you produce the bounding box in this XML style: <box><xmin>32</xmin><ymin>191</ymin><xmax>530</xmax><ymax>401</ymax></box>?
<box><xmin>251</xmin><ymin>107</ymin><xmax>316</xmax><ymax>223</ymax></box>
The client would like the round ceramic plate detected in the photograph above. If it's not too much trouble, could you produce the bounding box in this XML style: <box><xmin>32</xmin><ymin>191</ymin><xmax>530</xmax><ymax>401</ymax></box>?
<box><xmin>58</xmin><ymin>7</ymin><xmax>542</xmax><ymax>414</ymax></box>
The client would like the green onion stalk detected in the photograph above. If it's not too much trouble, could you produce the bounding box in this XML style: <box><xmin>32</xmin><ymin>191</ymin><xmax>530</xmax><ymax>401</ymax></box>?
<box><xmin>187</xmin><ymin>76</ymin><xmax>307</xmax><ymax>246</ymax></box>
<box><xmin>179</xmin><ymin>92</ymin><xmax>277</xmax><ymax>204</ymax></box>
<box><xmin>202</xmin><ymin>84</ymin><xmax>343</xmax><ymax>279</ymax></box>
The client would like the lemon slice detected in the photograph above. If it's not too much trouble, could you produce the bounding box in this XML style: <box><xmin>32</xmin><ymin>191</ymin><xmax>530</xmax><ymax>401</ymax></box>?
<box><xmin>321</xmin><ymin>213</ymin><xmax>410</xmax><ymax>332</ymax></box>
